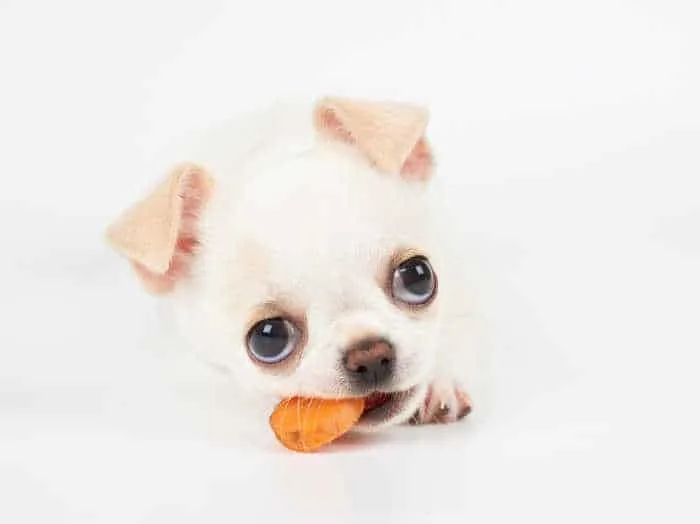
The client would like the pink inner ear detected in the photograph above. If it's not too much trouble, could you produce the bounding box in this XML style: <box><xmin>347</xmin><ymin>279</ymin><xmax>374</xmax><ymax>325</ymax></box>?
<box><xmin>400</xmin><ymin>138</ymin><xmax>434</xmax><ymax>180</ymax></box>
<box><xmin>317</xmin><ymin>108</ymin><xmax>356</xmax><ymax>145</ymax></box>
<box><xmin>131</xmin><ymin>171</ymin><xmax>210</xmax><ymax>294</ymax></box>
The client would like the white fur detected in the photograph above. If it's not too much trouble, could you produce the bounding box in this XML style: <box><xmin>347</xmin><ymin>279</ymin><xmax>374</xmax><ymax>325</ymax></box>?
<box><xmin>166</xmin><ymin>101</ymin><xmax>478</xmax><ymax>429</ymax></box>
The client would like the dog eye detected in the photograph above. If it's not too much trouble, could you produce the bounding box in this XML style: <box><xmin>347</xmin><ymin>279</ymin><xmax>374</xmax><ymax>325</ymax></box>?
<box><xmin>392</xmin><ymin>256</ymin><xmax>437</xmax><ymax>305</ymax></box>
<box><xmin>247</xmin><ymin>317</ymin><xmax>299</xmax><ymax>363</ymax></box>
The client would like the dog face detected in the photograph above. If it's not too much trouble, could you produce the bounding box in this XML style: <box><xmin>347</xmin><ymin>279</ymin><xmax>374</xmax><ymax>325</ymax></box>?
<box><xmin>107</xmin><ymin>97</ymin><xmax>443</xmax><ymax>429</ymax></box>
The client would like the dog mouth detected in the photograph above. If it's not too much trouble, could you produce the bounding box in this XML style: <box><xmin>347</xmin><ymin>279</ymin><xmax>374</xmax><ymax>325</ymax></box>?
<box><xmin>356</xmin><ymin>387</ymin><xmax>419</xmax><ymax>428</ymax></box>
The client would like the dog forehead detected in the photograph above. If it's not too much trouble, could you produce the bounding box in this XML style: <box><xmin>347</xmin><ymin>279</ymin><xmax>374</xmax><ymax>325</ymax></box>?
<box><xmin>206</xmin><ymin>147</ymin><xmax>437</xmax><ymax>302</ymax></box>
<box><xmin>232</xmin><ymin>149</ymin><xmax>433</xmax><ymax>252</ymax></box>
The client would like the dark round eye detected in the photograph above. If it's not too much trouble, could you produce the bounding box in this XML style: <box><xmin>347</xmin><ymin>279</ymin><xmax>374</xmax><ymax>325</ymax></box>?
<box><xmin>392</xmin><ymin>256</ymin><xmax>437</xmax><ymax>305</ymax></box>
<box><xmin>247</xmin><ymin>317</ymin><xmax>299</xmax><ymax>363</ymax></box>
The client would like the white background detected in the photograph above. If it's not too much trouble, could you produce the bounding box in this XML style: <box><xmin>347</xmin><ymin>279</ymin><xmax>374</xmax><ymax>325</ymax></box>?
<box><xmin>1</xmin><ymin>0</ymin><xmax>699</xmax><ymax>522</ymax></box>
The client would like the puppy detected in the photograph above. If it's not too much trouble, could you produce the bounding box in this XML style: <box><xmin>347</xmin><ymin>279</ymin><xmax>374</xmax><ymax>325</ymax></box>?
<box><xmin>107</xmin><ymin>97</ymin><xmax>474</xmax><ymax>431</ymax></box>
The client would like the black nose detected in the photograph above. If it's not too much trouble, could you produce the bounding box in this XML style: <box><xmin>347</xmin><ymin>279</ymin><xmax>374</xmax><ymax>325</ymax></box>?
<box><xmin>343</xmin><ymin>338</ymin><xmax>395</xmax><ymax>388</ymax></box>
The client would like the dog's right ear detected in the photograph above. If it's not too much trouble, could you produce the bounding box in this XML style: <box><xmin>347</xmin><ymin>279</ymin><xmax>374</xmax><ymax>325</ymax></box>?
<box><xmin>105</xmin><ymin>163</ymin><xmax>213</xmax><ymax>294</ymax></box>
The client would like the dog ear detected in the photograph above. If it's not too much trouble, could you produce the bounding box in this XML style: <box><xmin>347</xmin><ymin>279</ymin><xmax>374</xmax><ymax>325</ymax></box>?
<box><xmin>313</xmin><ymin>97</ymin><xmax>434</xmax><ymax>180</ymax></box>
<box><xmin>105</xmin><ymin>163</ymin><xmax>213</xmax><ymax>294</ymax></box>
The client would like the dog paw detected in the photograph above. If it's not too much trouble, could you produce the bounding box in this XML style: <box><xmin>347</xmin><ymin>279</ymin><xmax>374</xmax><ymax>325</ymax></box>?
<box><xmin>409</xmin><ymin>381</ymin><xmax>472</xmax><ymax>425</ymax></box>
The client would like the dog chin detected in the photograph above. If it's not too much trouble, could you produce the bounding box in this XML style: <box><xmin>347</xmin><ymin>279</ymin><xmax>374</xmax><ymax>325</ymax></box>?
<box><xmin>353</xmin><ymin>383</ymin><xmax>428</xmax><ymax>432</ymax></box>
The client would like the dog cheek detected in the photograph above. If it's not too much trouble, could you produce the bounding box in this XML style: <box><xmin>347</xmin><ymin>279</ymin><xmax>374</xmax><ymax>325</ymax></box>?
<box><xmin>394</xmin><ymin>326</ymin><xmax>440</xmax><ymax>379</ymax></box>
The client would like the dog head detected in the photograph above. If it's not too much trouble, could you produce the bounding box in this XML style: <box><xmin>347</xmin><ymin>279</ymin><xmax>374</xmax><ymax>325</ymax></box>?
<box><xmin>107</xmin><ymin>97</ymin><xmax>444</xmax><ymax>430</ymax></box>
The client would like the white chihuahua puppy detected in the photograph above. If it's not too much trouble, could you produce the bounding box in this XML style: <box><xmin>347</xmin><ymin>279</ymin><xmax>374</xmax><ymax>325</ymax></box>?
<box><xmin>107</xmin><ymin>97</ymin><xmax>475</xmax><ymax>431</ymax></box>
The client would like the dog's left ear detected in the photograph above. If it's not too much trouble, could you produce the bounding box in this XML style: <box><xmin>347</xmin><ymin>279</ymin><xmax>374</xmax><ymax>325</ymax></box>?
<box><xmin>314</xmin><ymin>97</ymin><xmax>434</xmax><ymax>180</ymax></box>
<box><xmin>105</xmin><ymin>163</ymin><xmax>213</xmax><ymax>294</ymax></box>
